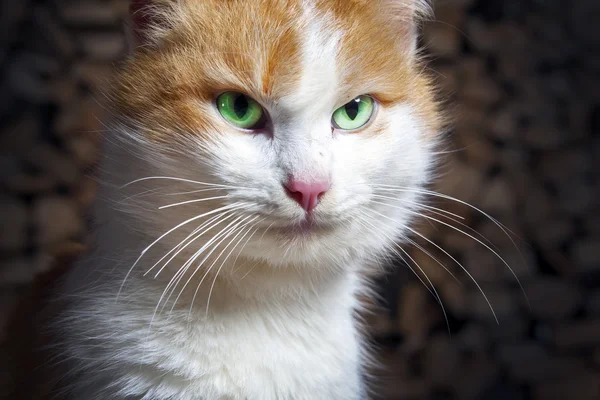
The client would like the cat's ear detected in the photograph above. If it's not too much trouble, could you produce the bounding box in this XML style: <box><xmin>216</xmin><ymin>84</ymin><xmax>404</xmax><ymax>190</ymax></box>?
<box><xmin>126</xmin><ymin>0</ymin><xmax>176</xmax><ymax>51</ymax></box>
<box><xmin>378</xmin><ymin>0</ymin><xmax>432</xmax><ymax>58</ymax></box>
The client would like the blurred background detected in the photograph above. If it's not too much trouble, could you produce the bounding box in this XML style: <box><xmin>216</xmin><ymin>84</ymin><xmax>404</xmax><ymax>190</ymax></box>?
<box><xmin>0</xmin><ymin>0</ymin><xmax>598</xmax><ymax>399</ymax></box>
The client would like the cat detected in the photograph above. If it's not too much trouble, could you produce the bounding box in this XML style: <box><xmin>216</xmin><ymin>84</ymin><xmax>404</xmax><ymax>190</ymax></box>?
<box><xmin>53</xmin><ymin>0</ymin><xmax>441</xmax><ymax>399</ymax></box>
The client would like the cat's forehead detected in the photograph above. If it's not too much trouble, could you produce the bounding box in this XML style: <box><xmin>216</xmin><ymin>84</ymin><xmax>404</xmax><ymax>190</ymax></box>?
<box><xmin>171</xmin><ymin>0</ymin><xmax>413</xmax><ymax>103</ymax></box>
<box><xmin>112</xmin><ymin>0</ymin><xmax>435</xmax><ymax>142</ymax></box>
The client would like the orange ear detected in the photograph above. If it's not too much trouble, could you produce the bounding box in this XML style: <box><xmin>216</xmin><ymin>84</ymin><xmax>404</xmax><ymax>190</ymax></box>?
<box><xmin>378</xmin><ymin>0</ymin><xmax>432</xmax><ymax>57</ymax></box>
<box><xmin>130</xmin><ymin>0</ymin><xmax>153</xmax><ymax>46</ymax></box>
<box><xmin>379</xmin><ymin>0</ymin><xmax>432</xmax><ymax>21</ymax></box>
<box><xmin>128</xmin><ymin>0</ymin><xmax>174</xmax><ymax>49</ymax></box>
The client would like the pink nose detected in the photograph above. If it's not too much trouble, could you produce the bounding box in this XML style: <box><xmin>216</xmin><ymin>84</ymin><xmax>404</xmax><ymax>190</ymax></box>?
<box><xmin>284</xmin><ymin>179</ymin><xmax>330</xmax><ymax>212</ymax></box>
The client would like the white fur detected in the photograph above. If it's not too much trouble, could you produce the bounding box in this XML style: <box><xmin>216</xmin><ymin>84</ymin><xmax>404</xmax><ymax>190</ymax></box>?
<box><xmin>56</xmin><ymin>3</ymin><xmax>436</xmax><ymax>399</ymax></box>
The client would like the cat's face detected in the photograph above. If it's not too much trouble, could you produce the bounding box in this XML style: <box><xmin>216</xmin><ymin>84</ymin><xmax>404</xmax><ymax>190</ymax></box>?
<box><xmin>112</xmin><ymin>0</ymin><xmax>440</xmax><ymax>269</ymax></box>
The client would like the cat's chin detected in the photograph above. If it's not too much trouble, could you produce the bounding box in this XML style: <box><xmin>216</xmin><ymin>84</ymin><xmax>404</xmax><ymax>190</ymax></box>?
<box><xmin>236</xmin><ymin>217</ymin><xmax>368</xmax><ymax>269</ymax></box>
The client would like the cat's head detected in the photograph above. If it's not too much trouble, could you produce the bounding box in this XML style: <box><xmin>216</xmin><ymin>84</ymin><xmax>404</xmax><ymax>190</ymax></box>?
<box><xmin>111</xmin><ymin>0</ymin><xmax>441</xmax><ymax>271</ymax></box>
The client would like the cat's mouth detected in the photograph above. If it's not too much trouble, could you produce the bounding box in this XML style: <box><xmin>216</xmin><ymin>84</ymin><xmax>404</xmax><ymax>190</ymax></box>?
<box><xmin>271</xmin><ymin>217</ymin><xmax>335</xmax><ymax>237</ymax></box>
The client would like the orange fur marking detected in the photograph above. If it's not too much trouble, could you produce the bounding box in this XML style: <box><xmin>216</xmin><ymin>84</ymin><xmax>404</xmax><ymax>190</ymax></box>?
<box><xmin>110</xmin><ymin>0</ymin><xmax>441</xmax><ymax>143</ymax></box>
<box><xmin>111</xmin><ymin>0</ymin><xmax>303</xmax><ymax>143</ymax></box>
<box><xmin>316</xmin><ymin>0</ymin><xmax>441</xmax><ymax>136</ymax></box>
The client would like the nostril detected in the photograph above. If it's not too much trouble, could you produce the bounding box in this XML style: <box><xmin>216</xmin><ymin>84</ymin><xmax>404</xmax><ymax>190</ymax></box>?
<box><xmin>284</xmin><ymin>186</ymin><xmax>304</xmax><ymax>205</ymax></box>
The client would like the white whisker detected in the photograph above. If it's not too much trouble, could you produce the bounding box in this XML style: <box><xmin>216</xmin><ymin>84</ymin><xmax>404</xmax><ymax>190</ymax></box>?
<box><xmin>394</xmin><ymin>241</ymin><xmax>451</xmax><ymax>334</ymax></box>
<box><xmin>258</xmin><ymin>221</ymin><xmax>276</xmax><ymax>244</ymax></box>
<box><xmin>205</xmin><ymin>217</ymin><xmax>263</xmax><ymax>315</ymax></box>
<box><xmin>421</xmin><ymin>213</ymin><xmax>530</xmax><ymax>308</ymax></box>
<box><xmin>371</xmin><ymin>192</ymin><xmax>529</xmax><ymax>302</ymax></box>
<box><xmin>121</xmin><ymin>176</ymin><xmax>251</xmax><ymax>190</ymax></box>
<box><xmin>118</xmin><ymin>202</ymin><xmax>249</xmax><ymax>303</ymax></box>
<box><xmin>165</xmin><ymin>187</ymin><xmax>232</xmax><ymax>196</ymax></box>
<box><xmin>186</xmin><ymin>215</ymin><xmax>258</xmax><ymax>316</ymax></box>
<box><xmin>157</xmin><ymin>213</ymin><xmax>251</xmax><ymax>317</ymax></box>
<box><xmin>354</xmin><ymin>215</ymin><xmax>441</xmax><ymax>308</ymax></box>
<box><xmin>372</xmin><ymin>184</ymin><xmax>526</xmax><ymax>248</ymax></box>
<box><xmin>367</xmin><ymin>204</ymin><xmax>500</xmax><ymax>324</ymax></box>
<box><xmin>371</xmin><ymin>195</ymin><xmax>500</xmax><ymax>251</ymax></box>
<box><xmin>148</xmin><ymin>210</ymin><xmax>238</xmax><ymax>278</ymax></box>
<box><xmin>118</xmin><ymin>187</ymin><xmax>164</xmax><ymax>203</ymax></box>
<box><xmin>158</xmin><ymin>195</ymin><xmax>230</xmax><ymax>209</ymax></box>
<box><xmin>406</xmin><ymin>237</ymin><xmax>462</xmax><ymax>284</ymax></box>
<box><xmin>356</xmin><ymin>213</ymin><xmax>450</xmax><ymax>333</ymax></box>
<box><xmin>144</xmin><ymin>213</ymin><xmax>228</xmax><ymax>278</ymax></box>
<box><xmin>371</xmin><ymin>193</ymin><xmax>464</xmax><ymax>220</ymax></box>
<box><xmin>238</xmin><ymin>260</ymin><xmax>261</xmax><ymax>281</ymax></box>
<box><xmin>231</xmin><ymin>223</ymin><xmax>265</xmax><ymax>275</ymax></box>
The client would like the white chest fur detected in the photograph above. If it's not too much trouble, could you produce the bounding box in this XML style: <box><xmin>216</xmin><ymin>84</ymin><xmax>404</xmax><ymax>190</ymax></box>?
<box><xmin>62</xmin><ymin>254</ymin><xmax>367</xmax><ymax>400</ymax></box>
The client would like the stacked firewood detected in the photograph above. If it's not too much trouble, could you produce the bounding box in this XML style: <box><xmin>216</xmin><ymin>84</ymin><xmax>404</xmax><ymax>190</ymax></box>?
<box><xmin>0</xmin><ymin>0</ymin><xmax>128</xmax><ymax>342</ymax></box>
<box><xmin>0</xmin><ymin>0</ymin><xmax>598</xmax><ymax>399</ymax></box>
<box><xmin>369</xmin><ymin>0</ymin><xmax>600</xmax><ymax>399</ymax></box>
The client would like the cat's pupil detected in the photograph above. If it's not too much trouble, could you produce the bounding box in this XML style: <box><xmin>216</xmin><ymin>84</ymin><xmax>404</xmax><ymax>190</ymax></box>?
<box><xmin>234</xmin><ymin>95</ymin><xmax>249</xmax><ymax>118</ymax></box>
<box><xmin>345</xmin><ymin>100</ymin><xmax>360</xmax><ymax>120</ymax></box>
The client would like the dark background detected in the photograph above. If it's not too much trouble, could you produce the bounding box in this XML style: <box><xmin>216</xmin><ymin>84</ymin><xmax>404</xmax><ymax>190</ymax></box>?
<box><xmin>0</xmin><ymin>0</ymin><xmax>598</xmax><ymax>399</ymax></box>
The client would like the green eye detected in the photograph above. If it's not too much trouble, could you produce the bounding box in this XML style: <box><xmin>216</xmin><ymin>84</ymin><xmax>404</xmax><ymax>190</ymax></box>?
<box><xmin>332</xmin><ymin>95</ymin><xmax>375</xmax><ymax>131</ymax></box>
<box><xmin>216</xmin><ymin>91</ymin><xmax>265</xmax><ymax>129</ymax></box>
